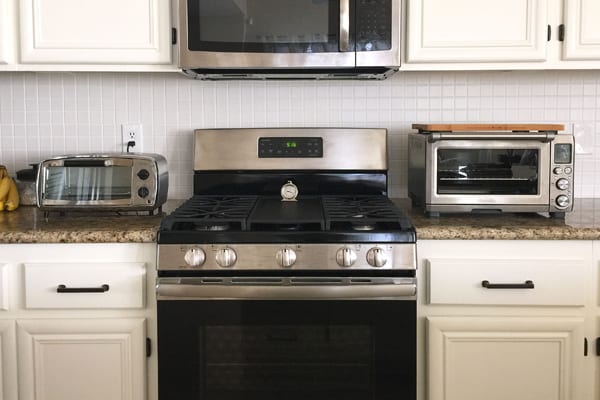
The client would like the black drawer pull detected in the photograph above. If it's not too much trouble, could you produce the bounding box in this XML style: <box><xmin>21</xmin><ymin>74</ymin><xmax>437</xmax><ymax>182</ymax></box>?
<box><xmin>56</xmin><ymin>284</ymin><xmax>110</xmax><ymax>293</ymax></box>
<box><xmin>481</xmin><ymin>280</ymin><xmax>534</xmax><ymax>289</ymax></box>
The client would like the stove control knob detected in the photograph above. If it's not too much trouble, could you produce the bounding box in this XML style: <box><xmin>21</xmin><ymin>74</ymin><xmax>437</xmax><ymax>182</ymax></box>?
<box><xmin>216</xmin><ymin>247</ymin><xmax>237</xmax><ymax>268</ymax></box>
<box><xmin>184</xmin><ymin>247</ymin><xmax>206</xmax><ymax>267</ymax></box>
<box><xmin>366</xmin><ymin>247</ymin><xmax>387</xmax><ymax>268</ymax></box>
<box><xmin>276</xmin><ymin>248</ymin><xmax>297</xmax><ymax>268</ymax></box>
<box><xmin>336</xmin><ymin>247</ymin><xmax>357</xmax><ymax>268</ymax></box>
<box><xmin>556</xmin><ymin>178</ymin><xmax>570</xmax><ymax>190</ymax></box>
<box><xmin>556</xmin><ymin>195</ymin><xmax>570</xmax><ymax>208</ymax></box>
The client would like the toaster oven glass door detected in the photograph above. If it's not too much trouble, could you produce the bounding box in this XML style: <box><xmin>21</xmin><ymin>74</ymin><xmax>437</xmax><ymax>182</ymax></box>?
<box><xmin>437</xmin><ymin>148</ymin><xmax>540</xmax><ymax>195</ymax></box>
<box><xmin>43</xmin><ymin>162</ymin><xmax>133</xmax><ymax>203</ymax></box>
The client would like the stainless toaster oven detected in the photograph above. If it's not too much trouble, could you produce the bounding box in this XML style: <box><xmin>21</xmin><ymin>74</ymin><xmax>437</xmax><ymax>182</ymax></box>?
<box><xmin>36</xmin><ymin>153</ymin><xmax>168</xmax><ymax>213</ymax></box>
<box><xmin>408</xmin><ymin>124</ymin><xmax>574</xmax><ymax>217</ymax></box>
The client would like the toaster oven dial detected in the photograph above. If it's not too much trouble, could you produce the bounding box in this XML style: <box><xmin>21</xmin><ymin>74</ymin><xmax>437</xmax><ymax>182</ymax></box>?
<box><xmin>184</xmin><ymin>247</ymin><xmax>206</xmax><ymax>267</ymax></box>
<box><xmin>216</xmin><ymin>247</ymin><xmax>237</xmax><ymax>268</ymax></box>
<box><xmin>138</xmin><ymin>187</ymin><xmax>150</xmax><ymax>198</ymax></box>
<box><xmin>556</xmin><ymin>195</ymin><xmax>570</xmax><ymax>208</ymax></box>
<box><xmin>366</xmin><ymin>247</ymin><xmax>387</xmax><ymax>268</ymax></box>
<box><xmin>556</xmin><ymin>178</ymin><xmax>570</xmax><ymax>191</ymax></box>
<box><xmin>336</xmin><ymin>247</ymin><xmax>357</xmax><ymax>268</ymax></box>
<box><xmin>137</xmin><ymin>169</ymin><xmax>150</xmax><ymax>180</ymax></box>
<box><xmin>276</xmin><ymin>248</ymin><xmax>297</xmax><ymax>268</ymax></box>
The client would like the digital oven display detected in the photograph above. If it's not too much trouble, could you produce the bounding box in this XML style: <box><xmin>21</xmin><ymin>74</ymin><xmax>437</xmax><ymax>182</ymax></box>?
<box><xmin>554</xmin><ymin>144</ymin><xmax>572</xmax><ymax>164</ymax></box>
<box><xmin>258</xmin><ymin>137</ymin><xmax>323</xmax><ymax>158</ymax></box>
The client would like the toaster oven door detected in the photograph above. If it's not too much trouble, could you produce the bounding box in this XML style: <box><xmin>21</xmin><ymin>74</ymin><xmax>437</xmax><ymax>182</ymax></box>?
<box><xmin>39</xmin><ymin>159</ymin><xmax>134</xmax><ymax>206</ymax></box>
<box><xmin>428</xmin><ymin>139</ymin><xmax>551</xmax><ymax>210</ymax></box>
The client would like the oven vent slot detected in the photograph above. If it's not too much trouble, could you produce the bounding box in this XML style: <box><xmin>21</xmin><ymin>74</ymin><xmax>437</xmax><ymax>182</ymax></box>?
<box><xmin>290</xmin><ymin>278</ymin><xmax>344</xmax><ymax>285</ymax></box>
<box><xmin>230</xmin><ymin>278</ymin><xmax>285</xmax><ymax>285</ymax></box>
<box><xmin>201</xmin><ymin>278</ymin><xmax>224</xmax><ymax>284</ymax></box>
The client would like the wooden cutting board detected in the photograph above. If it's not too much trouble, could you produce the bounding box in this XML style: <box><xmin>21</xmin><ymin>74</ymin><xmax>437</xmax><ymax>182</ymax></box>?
<box><xmin>412</xmin><ymin>123</ymin><xmax>565</xmax><ymax>132</ymax></box>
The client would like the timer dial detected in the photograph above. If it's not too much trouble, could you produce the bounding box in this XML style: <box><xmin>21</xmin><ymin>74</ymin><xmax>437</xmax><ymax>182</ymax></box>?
<box><xmin>280</xmin><ymin>181</ymin><xmax>299</xmax><ymax>202</ymax></box>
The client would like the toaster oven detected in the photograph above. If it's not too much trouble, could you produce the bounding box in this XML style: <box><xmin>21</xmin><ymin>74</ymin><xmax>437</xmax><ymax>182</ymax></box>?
<box><xmin>408</xmin><ymin>124</ymin><xmax>574</xmax><ymax>217</ymax></box>
<box><xmin>36</xmin><ymin>153</ymin><xmax>168</xmax><ymax>213</ymax></box>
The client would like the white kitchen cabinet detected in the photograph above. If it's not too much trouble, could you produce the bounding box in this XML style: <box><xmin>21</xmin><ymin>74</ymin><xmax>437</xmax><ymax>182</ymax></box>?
<box><xmin>427</xmin><ymin>316</ymin><xmax>585</xmax><ymax>400</ymax></box>
<box><xmin>19</xmin><ymin>0</ymin><xmax>172</xmax><ymax>65</ymax></box>
<box><xmin>0</xmin><ymin>243</ymin><xmax>158</xmax><ymax>400</ymax></box>
<box><xmin>563</xmin><ymin>0</ymin><xmax>600</xmax><ymax>60</ymax></box>
<box><xmin>0</xmin><ymin>0</ymin><xmax>16</xmax><ymax>65</ymax></box>
<box><xmin>417</xmin><ymin>240</ymin><xmax>594</xmax><ymax>400</ymax></box>
<box><xmin>405</xmin><ymin>0</ymin><xmax>549</xmax><ymax>63</ymax></box>
<box><xmin>17</xmin><ymin>318</ymin><xmax>145</xmax><ymax>400</ymax></box>
<box><xmin>403</xmin><ymin>0</ymin><xmax>600</xmax><ymax>70</ymax></box>
<box><xmin>0</xmin><ymin>320</ymin><xmax>18</xmax><ymax>400</ymax></box>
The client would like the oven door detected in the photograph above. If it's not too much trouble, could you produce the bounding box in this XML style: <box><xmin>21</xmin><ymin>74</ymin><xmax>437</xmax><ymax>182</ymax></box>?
<box><xmin>156</xmin><ymin>277</ymin><xmax>416</xmax><ymax>400</ymax></box>
<box><xmin>426</xmin><ymin>134</ymin><xmax>551</xmax><ymax>212</ymax></box>
<box><xmin>178</xmin><ymin>0</ymin><xmax>399</xmax><ymax>70</ymax></box>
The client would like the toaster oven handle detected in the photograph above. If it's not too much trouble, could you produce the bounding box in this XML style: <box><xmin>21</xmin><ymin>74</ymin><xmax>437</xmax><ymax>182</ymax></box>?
<box><xmin>63</xmin><ymin>160</ymin><xmax>107</xmax><ymax>167</ymax></box>
<box><xmin>427</xmin><ymin>132</ymin><xmax>557</xmax><ymax>142</ymax></box>
<box><xmin>339</xmin><ymin>0</ymin><xmax>350</xmax><ymax>52</ymax></box>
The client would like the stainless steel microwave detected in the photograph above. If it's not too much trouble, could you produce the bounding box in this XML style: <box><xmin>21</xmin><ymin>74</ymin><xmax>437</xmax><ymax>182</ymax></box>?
<box><xmin>36</xmin><ymin>153</ymin><xmax>169</xmax><ymax>213</ymax></box>
<box><xmin>407</xmin><ymin>124</ymin><xmax>574</xmax><ymax>217</ymax></box>
<box><xmin>177</xmin><ymin>0</ymin><xmax>400</xmax><ymax>80</ymax></box>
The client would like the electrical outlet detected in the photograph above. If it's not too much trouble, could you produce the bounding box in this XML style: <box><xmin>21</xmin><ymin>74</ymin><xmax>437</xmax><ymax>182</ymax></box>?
<box><xmin>121</xmin><ymin>124</ymin><xmax>143</xmax><ymax>153</ymax></box>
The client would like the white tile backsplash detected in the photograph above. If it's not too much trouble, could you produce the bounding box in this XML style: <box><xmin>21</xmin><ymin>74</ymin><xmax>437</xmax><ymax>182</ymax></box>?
<box><xmin>1</xmin><ymin>70</ymin><xmax>600</xmax><ymax>199</ymax></box>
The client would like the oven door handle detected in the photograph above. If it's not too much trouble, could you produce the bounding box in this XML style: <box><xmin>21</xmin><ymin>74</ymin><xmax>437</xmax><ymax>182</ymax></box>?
<box><xmin>427</xmin><ymin>132</ymin><xmax>556</xmax><ymax>142</ymax></box>
<box><xmin>156</xmin><ymin>280</ymin><xmax>416</xmax><ymax>300</ymax></box>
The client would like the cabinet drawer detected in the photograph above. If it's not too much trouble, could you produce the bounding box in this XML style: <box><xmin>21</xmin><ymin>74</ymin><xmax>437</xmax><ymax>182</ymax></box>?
<box><xmin>428</xmin><ymin>259</ymin><xmax>586</xmax><ymax>306</ymax></box>
<box><xmin>24</xmin><ymin>263</ymin><xmax>145</xmax><ymax>309</ymax></box>
<box><xmin>0</xmin><ymin>263</ymin><xmax>7</xmax><ymax>310</ymax></box>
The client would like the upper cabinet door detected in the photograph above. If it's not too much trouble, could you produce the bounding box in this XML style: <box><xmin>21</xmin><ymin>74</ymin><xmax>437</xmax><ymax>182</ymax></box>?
<box><xmin>563</xmin><ymin>0</ymin><xmax>600</xmax><ymax>60</ymax></box>
<box><xmin>0</xmin><ymin>0</ymin><xmax>15</xmax><ymax>64</ymax></box>
<box><xmin>19</xmin><ymin>0</ymin><xmax>171</xmax><ymax>64</ymax></box>
<box><xmin>406</xmin><ymin>0</ymin><xmax>549</xmax><ymax>63</ymax></box>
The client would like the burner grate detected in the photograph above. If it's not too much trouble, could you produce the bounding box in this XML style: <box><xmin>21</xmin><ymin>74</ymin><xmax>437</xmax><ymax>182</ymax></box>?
<box><xmin>322</xmin><ymin>196</ymin><xmax>405</xmax><ymax>231</ymax></box>
<box><xmin>160</xmin><ymin>196</ymin><xmax>258</xmax><ymax>231</ymax></box>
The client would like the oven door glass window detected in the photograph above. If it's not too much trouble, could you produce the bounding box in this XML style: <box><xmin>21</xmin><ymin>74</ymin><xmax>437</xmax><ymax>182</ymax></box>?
<box><xmin>187</xmin><ymin>0</ymin><xmax>342</xmax><ymax>53</ymax></box>
<box><xmin>43</xmin><ymin>166</ymin><xmax>132</xmax><ymax>201</ymax></box>
<box><xmin>436</xmin><ymin>148</ymin><xmax>539</xmax><ymax>195</ymax></box>
<box><xmin>157</xmin><ymin>300</ymin><xmax>415</xmax><ymax>400</ymax></box>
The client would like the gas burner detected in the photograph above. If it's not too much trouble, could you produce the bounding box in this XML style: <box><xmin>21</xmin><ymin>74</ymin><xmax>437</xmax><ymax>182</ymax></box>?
<box><xmin>352</xmin><ymin>224</ymin><xmax>376</xmax><ymax>231</ymax></box>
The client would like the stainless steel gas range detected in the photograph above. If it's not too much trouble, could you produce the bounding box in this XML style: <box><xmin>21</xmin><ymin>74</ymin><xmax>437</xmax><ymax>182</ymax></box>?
<box><xmin>156</xmin><ymin>128</ymin><xmax>417</xmax><ymax>400</ymax></box>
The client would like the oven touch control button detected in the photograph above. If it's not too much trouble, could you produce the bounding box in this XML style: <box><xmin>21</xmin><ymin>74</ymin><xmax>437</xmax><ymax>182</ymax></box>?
<box><xmin>216</xmin><ymin>247</ymin><xmax>237</xmax><ymax>268</ymax></box>
<box><xmin>366</xmin><ymin>247</ymin><xmax>387</xmax><ymax>268</ymax></box>
<box><xmin>556</xmin><ymin>178</ymin><xmax>570</xmax><ymax>190</ymax></box>
<box><xmin>276</xmin><ymin>248</ymin><xmax>297</xmax><ymax>268</ymax></box>
<box><xmin>336</xmin><ymin>248</ymin><xmax>357</xmax><ymax>268</ymax></box>
<box><xmin>556</xmin><ymin>195</ymin><xmax>570</xmax><ymax>208</ymax></box>
<box><xmin>184</xmin><ymin>247</ymin><xmax>206</xmax><ymax>267</ymax></box>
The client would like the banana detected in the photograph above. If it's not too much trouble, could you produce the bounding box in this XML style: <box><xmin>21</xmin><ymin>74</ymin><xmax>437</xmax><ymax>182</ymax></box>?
<box><xmin>0</xmin><ymin>201</ymin><xmax>4</xmax><ymax>211</ymax></box>
<box><xmin>5</xmin><ymin>177</ymin><xmax>19</xmax><ymax>211</ymax></box>
<box><xmin>0</xmin><ymin>166</ymin><xmax>6</xmax><ymax>180</ymax></box>
<box><xmin>0</xmin><ymin>177</ymin><xmax>10</xmax><ymax>202</ymax></box>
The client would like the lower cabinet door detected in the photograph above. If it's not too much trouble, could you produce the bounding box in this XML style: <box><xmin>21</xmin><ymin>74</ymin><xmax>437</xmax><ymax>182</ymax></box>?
<box><xmin>0</xmin><ymin>320</ymin><xmax>17</xmax><ymax>400</ymax></box>
<box><xmin>17</xmin><ymin>318</ymin><xmax>146</xmax><ymax>400</ymax></box>
<box><xmin>427</xmin><ymin>316</ymin><xmax>586</xmax><ymax>400</ymax></box>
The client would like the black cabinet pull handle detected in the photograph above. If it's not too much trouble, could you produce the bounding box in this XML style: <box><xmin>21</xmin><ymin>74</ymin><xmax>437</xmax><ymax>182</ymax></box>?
<box><xmin>481</xmin><ymin>280</ymin><xmax>534</xmax><ymax>289</ymax></box>
<box><xmin>56</xmin><ymin>284</ymin><xmax>110</xmax><ymax>293</ymax></box>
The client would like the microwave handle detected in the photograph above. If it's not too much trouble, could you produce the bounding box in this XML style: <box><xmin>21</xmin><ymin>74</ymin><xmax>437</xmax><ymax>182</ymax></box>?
<box><xmin>339</xmin><ymin>0</ymin><xmax>350</xmax><ymax>52</ymax></box>
<box><xmin>427</xmin><ymin>132</ymin><xmax>557</xmax><ymax>142</ymax></box>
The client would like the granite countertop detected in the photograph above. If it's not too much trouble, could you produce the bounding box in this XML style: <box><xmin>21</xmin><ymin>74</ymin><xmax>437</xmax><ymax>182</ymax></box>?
<box><xmin>1</xmin><ymin>199</ymin><xmax>600</xmax><ymax>244</ymax></box>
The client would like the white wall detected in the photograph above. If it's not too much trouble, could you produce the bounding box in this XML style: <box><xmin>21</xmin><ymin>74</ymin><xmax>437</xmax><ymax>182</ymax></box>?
<box><xmin>0</xmin><ymin>70</ymin><xmax>599</xmax><ymax>199</ymax></box>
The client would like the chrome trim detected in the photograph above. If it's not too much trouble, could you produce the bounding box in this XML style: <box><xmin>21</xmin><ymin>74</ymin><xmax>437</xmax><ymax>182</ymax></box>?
<box><xmin>193</xmin><ymin>128</ymin><xmax>387</xmax><ymax>171</ymax></box>
<box><xmin>158</xmin><ymin>243</ymin><xmax>416</xmax><ymax>271</ymax></box>
<box><xmin>339</xmin><ymin>0</ymin><xmax>350</xmax><ymax>52</ymax></box>
<box><xmin>427</xmin><ymin>132</ymin><xmax>557</xmax><ymax>142</ymax></box>
<box><xmin>156</xmin><ymin>277</ymin><xmax>417</xmax><ymax>300</ymax></box>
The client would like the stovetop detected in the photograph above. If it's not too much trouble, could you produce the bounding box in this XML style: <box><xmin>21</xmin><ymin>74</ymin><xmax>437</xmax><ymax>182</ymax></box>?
<box><xmin>158</xmin><ymin>194</ymin><xmax>415</xmax><ymax>244</ymax></box>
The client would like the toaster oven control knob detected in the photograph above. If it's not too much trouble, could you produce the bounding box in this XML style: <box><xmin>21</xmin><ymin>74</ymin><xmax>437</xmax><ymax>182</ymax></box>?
<box><xmin>556</xmin><ymin>178</ymin><xmax>570</xmax><ymax>191</ymax></box>
<box><xmin>336</xmin><ymin>248</ymin><xmax>357</xmax><ymax>268</ymax></box>
<box><xmin>276</xmin><ymin>248</ymin><xmax>297</xmax><ymax>268</ymax></box>
<box><xmin>138</xmin><ymin>187</ymin><xmax>150</xmax><ymax>198</ymax></box>
<box><xmin>216</xmin><ymin>247</ymin><xmax>237</xmax><ymax>268</ymax></box>
<box><xmin>366</xmin><ymin>247</ymin><xmax>387</xmax><ymax>268</ymax></box>
<box><xmin>184</xmin><ymin>247</ymin><xmax>206</xmax><ymax>267</ymax></box>
<box><xmin>137</xmin><ymin>169</ymin><xmax>150</xmax><ymax>180</ymax></box>
<box><xmin>556</xmin><ymin>195</ymin><xmax>570</xmax><ymax>208</ymax></box>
